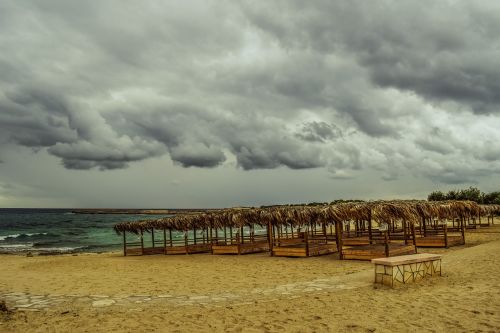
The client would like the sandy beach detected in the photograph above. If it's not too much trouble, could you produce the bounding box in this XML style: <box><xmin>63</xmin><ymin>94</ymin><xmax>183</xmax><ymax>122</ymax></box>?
<box><xmin>1</xmin><ymin>223</ymin><xmax>500</xmax><ymax>332</ymax></box>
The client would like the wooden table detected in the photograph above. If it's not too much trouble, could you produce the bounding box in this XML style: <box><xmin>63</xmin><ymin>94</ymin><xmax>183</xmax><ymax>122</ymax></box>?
<box><xmin>372</xmin><ymin>253</ymin><xmax>442</xmax><ymax>287</ymax></box>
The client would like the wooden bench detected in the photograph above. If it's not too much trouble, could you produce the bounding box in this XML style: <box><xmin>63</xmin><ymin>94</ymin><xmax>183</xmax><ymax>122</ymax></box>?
<box><xmin>372</xmin><ymin>253</ymin><xmax>442</xmax><ymax>287</ymax></box>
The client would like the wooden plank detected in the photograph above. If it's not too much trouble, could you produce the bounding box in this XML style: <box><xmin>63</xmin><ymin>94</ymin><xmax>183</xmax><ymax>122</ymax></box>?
<box><xmin>274</xmin><ymin>251</ymin><xmax>307</xmax><ymax>257</ymax></box>
<box><xmin>142</xmin><ymin>247</ymin><xmax>165</xmax><ymax>255</ymax></box>
<box><xmin>212</xmin><ymin>245</ymin><xmax>239</xmax><ymax>255</ymax></box>
<box><xmin>415</xmin><ymin>235</ymin><xmax>463</xmax><ymax>248</ymax></box>
<box><xmin>239</xmin><ymin>242</ymin><xmax>270</xmax><ymax>254</ymax></box>
<box><xmin>125</xmin><ymin>248</ymin><xmax>143</xmax><ymax>256</ymax></box>
<box><xmin>343</xmin><ymin>244</ymin><xmax>415</xmax><ymax>261</ymax></box>
<box><xmin>273</xmin><ymin>246</ymin><xmax>306</xmax><ymax>253</ymax></box>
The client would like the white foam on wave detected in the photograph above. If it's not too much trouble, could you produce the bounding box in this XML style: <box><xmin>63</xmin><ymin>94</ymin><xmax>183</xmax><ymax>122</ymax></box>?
<box><xmin>0</xmin><ymin>234</ymin><xmax>20</xmax><ymax>241</ymax></box>
<box><xmin>0</xmin><ymin>232</ymin><xmax>48</xmax><ymax>241</ymax></box>
<box><xmin>35</xmin><ymin>246</ymin><xmax>84</xmax><ymax>252</ymax></box>
<box><xmin>0</xmin><ymin>243</ymin><xmax>84</xmax><ymax>253</ymax></box>
<box><xmin>0</xmin><ymin>243</ymin><xmax>34</xmax><ymax>249</ymax></box>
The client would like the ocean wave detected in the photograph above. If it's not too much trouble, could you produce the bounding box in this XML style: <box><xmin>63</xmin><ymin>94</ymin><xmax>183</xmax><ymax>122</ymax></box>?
<box><xmin>0</xmin><ymin>243</ymin><xmax>34</xmax><ymax>249</ymax></box>
<box><xmin>35</xmin><ymin>246</ymin><xmax>86</xmax><ymax>253</ymax></box>
<box><xmin>0</xmin><ymin>232</ymin><xmax>48</xmax><ymax>241</ymax></box>
<box><xmin>0</xmin><ymin>243</ymin><xmax>87</xmax><ymax>254</ymax></box>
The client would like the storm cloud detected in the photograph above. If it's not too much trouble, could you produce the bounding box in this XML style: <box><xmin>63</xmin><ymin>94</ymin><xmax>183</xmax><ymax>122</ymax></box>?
<box><xmin>1</xmin><ymin>0</ymin><xmax>500</xmax><ymax>188</ymax></box>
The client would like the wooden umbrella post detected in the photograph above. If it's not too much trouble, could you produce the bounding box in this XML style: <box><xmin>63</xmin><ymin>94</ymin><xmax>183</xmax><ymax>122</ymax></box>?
<box><xmin>368</xmin><ymin>211</ymin><xmax>373</xmax><ymax>245</ymax></box>
<box><xmin>163</xmin><ymin>229</ymin><xmax>167</xmax><ymax>255</ymax></box>
<box><xmin>403</xmin><ymin>220</ymin><xmax>408</xmax><ymax>245</ymax></box>
<box><xmin>305</xmin><ymin>228</ymin><xmax>310</xmax><ymax>257</ymax></box>
<box><xmin>267</xmin><ymin>222</ymin><xmax>274</xmax><ymax>256</ymax></box>
<box><xmin>335</xmin><ymin>221</ymin><xmax>343</xmax><ymax>260</ymax></box>
<box><xmin>237</xmin><ymin>227</ymin><xmax>241</xmax><ymax>255</ymax></box>
<box><xmin>444</xmin><ymin>221</ymin><xmax>449</xmax><ymax>248</ymax></box>
<box><xmin>140</xmin><ymin>229</ymin><xmax>144</xmax><ymax>255</ymax></box>
<box><xmin>461</xmin><ymin>217</ymin><xmax>466</xmax><ymax>244</ymax></box>
<box><xmin>151</xmin><ymin>228</ymin><xmax>155</xmax><ymax>248</ymax></box>
<box><xmin>169</xmin><ymin>228</ymin><xmax>173</xmax><ymax>247</ymax></box>
<box><xmin>123</xmin><ymin>232</ymin><xmax>127</xmax><ymax>256</ymax></box>
<box><xmin>384</xmin><ymin>230</ymin><xmax>390</xmax><ymax>257</ymax></box>
<box><xmin>411</xmin><ymin>222</ymin><xmax>417</xmax><ymax>253</ymax></box>
<box><xmin>184</xmin><ymin>231</ymin><xmax>189</xmax><ymax>255</ymax></box>
<box><xmin>209</xmin><ymin>223</ymin><xmax>213</xmax><ymax>244</ymax></box>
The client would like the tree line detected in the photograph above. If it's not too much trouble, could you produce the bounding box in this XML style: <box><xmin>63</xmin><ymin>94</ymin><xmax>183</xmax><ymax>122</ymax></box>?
<box><xmin>428</xmin><ymin>187</ymin><xmax>500</xmax><ymax>204</ymax></box>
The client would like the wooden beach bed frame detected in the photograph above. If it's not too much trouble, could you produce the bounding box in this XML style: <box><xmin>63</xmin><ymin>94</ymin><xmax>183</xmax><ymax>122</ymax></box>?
<box><xmin>414</xmin><ymin>218</ymin><xmax>465</xmax><ymax>248</ymax></box>
<box><xmin>121</xmin><ymin>227</ymin><xmax>211</xmax><ymax>256</ymax></box>
<box><xmin>338</xmin><ymin>218</ymin><xmax>417</xmax><ymax>261</ymax></box>
<box><xmin>211</xmin><ymin>224</ymin><xmax>269</xmax><ymax>255</ymax></box>
<box><xmin>270</xmin><ymin>223</ymin><xmax>338</xmax><ymax>258</ymax></box>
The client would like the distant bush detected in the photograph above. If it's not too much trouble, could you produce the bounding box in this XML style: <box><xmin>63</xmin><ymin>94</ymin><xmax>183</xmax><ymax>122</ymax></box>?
<box><xmin>428</xmin><ymin>187</ymin><xmax>499</xmax><ymax>204</ymax></box>
<box><xmin>483</xmin><ymin>191</ymin><xmax>500</xmax><ymax>204</ymax></box>
<box><xmin>428</xmin><ymin>191</ymin><xmax>446</xmax><ymax>201</ymax></box>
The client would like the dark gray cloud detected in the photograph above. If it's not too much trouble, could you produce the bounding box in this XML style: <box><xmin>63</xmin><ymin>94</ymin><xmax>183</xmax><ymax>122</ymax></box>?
<box><xmin>296</xmin><ymin>122</ymin><xmax>342</xmax><ymax>143</ymax></box>
<box><xmin>0</xmin><ymin>0</ymin><xmax>499</xmax><ymax>189</ymax></box>
<box><xmin>0</xmin><ymin>87</ymin><xmax>76</xmax><ymax>147</ymax></box>
<box><xmin>170</xmin><ymin>143</ymin><xmax>226</xmax><ymax>168</ymax></box>
<box><xmin>243</xmin><ymin>1</ymin><xmax>500</xmax><ymax>114</ymax></box>
<box><xmin>415</xmin><ymin>128</ymin><xmax>455</xmax><ymax>155</ymax></box>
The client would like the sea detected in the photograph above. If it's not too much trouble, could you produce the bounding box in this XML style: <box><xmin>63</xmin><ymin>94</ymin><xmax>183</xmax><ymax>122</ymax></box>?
<box><xmin>0</xmin><ymin>209</ymin><xmax>169</xmax><ymax>254</ymax></box>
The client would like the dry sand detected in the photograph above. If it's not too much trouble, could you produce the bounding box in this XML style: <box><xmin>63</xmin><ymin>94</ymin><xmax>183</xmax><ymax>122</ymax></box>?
<box><xmin>1</xmin><ymin>223</ymin><xmax>500</xmax><ymax>332</ymax></box>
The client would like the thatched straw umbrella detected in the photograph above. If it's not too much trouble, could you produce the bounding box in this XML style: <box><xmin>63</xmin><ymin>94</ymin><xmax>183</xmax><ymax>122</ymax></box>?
<box><xmin>480</xmin><ymin>204</ymin><xmax>500</xmax><ymax>226</ymax></box>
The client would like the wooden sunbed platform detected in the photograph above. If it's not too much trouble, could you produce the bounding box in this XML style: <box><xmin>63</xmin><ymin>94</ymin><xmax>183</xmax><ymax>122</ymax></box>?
<box><xmin>272</xmin><ymin>240</ymin><xmax>337</xmax><ymax>257</ymax></box>
<box><xmin>342</xmin><ymin>244</ymin><xmax>416</xmax><ymax>260</ymax></box>
<box><xmin>124</xmin><ymin>244</ymin><xmax>212</xmax><ymax>256</ymax></box>
<box><xmin>212</xmin><ymin>240</ymin><xmax>269</xmax><ymax>255</ymax></box>
<box><xmin>165</xmin><ymin>243</ymin><xmax>212</xmax><ymax>254</ymax></box>
<box><xmin>415</xmin><ymin>235</ymin><xmax>464</xmax><ymax>248</ymax></box>
<box><xmin>343</xmin><ymin>237</ymin><xmax>371</xmax><ymax>246</ymax></box>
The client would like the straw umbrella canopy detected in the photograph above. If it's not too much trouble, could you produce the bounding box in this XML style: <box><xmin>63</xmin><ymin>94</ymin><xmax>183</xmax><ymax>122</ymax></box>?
<box><xmin>114</xmin><ymin>200</ymin><xmax>481</xmax><ymax>235</ymax></box>
<box><xmin>480</xmin><ymin>204</ymin><xmax>500</xmax><ymax>216</ymax></box>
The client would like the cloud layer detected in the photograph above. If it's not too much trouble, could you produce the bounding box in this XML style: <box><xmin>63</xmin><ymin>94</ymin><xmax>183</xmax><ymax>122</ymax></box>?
<box><xmin>1</xmin><ymin>0</ymin><xmax>500</xmax><ymax>185</ymax></box>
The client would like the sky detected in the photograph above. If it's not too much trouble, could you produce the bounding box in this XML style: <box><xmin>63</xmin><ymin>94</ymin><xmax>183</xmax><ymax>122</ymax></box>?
<box><xmin>1</xmin><ymin>0</ymin><xmax>500</xmax><ymax>208</ymax></box>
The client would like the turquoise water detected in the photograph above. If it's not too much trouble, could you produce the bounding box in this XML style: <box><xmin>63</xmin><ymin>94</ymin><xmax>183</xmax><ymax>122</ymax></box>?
<box><xmin>0</xmin><ymin>209</ymin><xmax>169</xmax><ymax>254</ymax></box>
